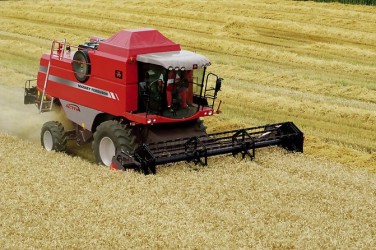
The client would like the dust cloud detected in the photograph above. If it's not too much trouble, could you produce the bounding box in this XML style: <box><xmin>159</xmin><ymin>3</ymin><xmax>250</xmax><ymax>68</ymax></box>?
<box><xmin>0</xmin><ymin>85</ymin><xmax>57</xmax><ymax>143</ymax></box>
<box><xmin>0</xmin><ymin>84</ymin><xmax>94</xmax><ymax>161</ymax></box>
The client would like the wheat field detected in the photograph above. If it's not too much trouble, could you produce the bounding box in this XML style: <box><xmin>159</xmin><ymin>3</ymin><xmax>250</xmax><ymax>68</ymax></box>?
<box><xmin>0</xmin><ymin>0</ymin><xmax>376</xmax><ymax>249</ymax></box>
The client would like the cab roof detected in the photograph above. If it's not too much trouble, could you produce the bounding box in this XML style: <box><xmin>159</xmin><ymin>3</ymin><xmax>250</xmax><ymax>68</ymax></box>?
<box><xmin>137</xmin><ymin>50</ymin><xmax>210</xmax><ymax>70</ymax></box>
<box><xmin>98</xmin><ymin>28</ymin><xmax>181</xmax><ymax>57</ymax></box>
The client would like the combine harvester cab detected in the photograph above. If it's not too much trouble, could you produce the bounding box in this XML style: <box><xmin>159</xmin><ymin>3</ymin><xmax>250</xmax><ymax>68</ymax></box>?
<box><xmin>24</xmin><ymin>28</ymin><xmax>304</xmax><ymax>174</ymax></box>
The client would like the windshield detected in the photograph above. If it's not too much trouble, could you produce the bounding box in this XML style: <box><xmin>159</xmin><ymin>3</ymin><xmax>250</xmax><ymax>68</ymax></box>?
<box><xmin>138</xmin><ymin>62</ymin><xmax>207</xmax><ymax>117</ymax></box>
<box><xmin>192</xmin><ymin>68</ymin><xmax>205</xmax><ymax>97</ymax></box>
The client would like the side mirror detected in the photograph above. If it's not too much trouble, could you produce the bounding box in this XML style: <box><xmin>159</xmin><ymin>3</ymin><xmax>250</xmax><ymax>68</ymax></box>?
<box><xmin>215</xmin><ymin>78</ymin><xmax>223</xmax><ymax>92</ymax></box>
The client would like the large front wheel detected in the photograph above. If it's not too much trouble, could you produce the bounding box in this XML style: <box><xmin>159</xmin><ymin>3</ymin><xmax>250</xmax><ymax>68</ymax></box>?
<box><xmin>92</xmin><ymin>121</ymin><xmax>137</xmax><ymax>166</ymax></box>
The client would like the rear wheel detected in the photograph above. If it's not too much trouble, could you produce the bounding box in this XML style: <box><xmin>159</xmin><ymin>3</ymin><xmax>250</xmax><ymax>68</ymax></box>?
<box><xmin>41</xmin><ymin>121</ymin><xmax>67</xmax><ymax>152</ymax></box>
<box><xmin>92</xmin><ymin>120</ymin><xmax>138</xmax><ymax>166</ymax></box>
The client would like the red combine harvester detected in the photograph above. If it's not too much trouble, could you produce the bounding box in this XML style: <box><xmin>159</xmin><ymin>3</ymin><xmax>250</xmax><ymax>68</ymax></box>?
<box><xmin>24</xmin><ymin>28</ymin><xmax>303</xmax><ymax>174</ymax></box>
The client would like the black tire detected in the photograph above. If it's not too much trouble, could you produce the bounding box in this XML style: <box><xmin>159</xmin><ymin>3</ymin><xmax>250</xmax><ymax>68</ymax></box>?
<box><xmin>92</xmin><ymin>120</ymin><xmax>138</xmax><ymax>166</ymax></box>
<box><xmin>72</xmin><ymin>50</ymin><xmax>90</xmax><ymax>83</ymax></box>
<box><xmin>41</xmin><ymin>121</ymin><xmax>67</xmax><ymax>152</ymax></box>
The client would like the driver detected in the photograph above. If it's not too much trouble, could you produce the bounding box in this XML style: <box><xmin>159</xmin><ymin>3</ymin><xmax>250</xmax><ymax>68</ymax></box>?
<box><xmin>148</xmin><ymin>75</ymin><xmax>164</xmax><ymax>112</ymax></box>
<box><xmin>166</xmin><ymin>70</ymin><xmax>188</xmax><ymax>111</ymax></box>
<box><xmin>166</xmin><ymin>70</ymin><xmax>175</xmax><ymax>111</ymax></box>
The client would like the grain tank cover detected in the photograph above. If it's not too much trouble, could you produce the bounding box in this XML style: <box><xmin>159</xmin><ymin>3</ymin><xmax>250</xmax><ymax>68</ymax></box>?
<box><xmin>136</xmin><ymin>50</ymin><xmax>211</xmax><ymax>70</ymax></box>
<box><xmin>97</xmin><ymin>28</ymin><xmax>181</xmax><ymax>57</ymax></box>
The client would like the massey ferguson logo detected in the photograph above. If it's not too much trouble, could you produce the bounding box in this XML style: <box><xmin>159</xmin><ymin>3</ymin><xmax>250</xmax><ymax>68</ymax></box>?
<box><xmin>66</xmin><ymin>104</ymin><xmax>80</xmax><ymax>112</ymax></box>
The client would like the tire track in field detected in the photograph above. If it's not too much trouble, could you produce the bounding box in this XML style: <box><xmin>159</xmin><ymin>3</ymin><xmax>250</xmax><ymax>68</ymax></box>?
<box><xmin>3</xmin><ymin>4</ymin><xmax>376</xmax><ymax>77</ymax></box>
<box><xmin>50</xmin><ymin>3</ymin><xmax>376</xmax><ymax>51</ymax></box>
<box><xmin>222</xmin><ymin>86</ymin><xmax>376</xmax><ymax>152</ymax></box>
<box><xmin>214</xmin><ymin>0</ymin><xmax>376</xmax><ymax>30</ymax></box>
<box><xmin>0</xmin><ymin>15</ymin><xmax>111</xmax><ymax>39</ymax></box>
<box><xmin>7</xmin><ymin>11</ymin><xmax>372</xmax><ymax>104</ymax></box>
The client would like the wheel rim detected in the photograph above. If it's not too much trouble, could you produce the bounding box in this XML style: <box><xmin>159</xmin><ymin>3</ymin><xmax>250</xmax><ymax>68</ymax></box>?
<box><xmin>43</xmin><ymin>130</ymin><xmax>53</xmax><ymax>151</ymax></box>
<box><xmin>99</xmin><ymin>137</ymin><xmax>116</xmax><ymax>166</ymax></box>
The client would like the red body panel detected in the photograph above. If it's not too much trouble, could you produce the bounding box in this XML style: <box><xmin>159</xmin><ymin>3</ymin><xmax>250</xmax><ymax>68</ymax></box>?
<box><xmin>37</xmin><ymin>53</ymin><xmax>129</xmax><ymax>116</ymax></box>
<box><xmin>124</xmin><ymin>106</ymin><xmax>214</xmax><ymax>124</ymax></box>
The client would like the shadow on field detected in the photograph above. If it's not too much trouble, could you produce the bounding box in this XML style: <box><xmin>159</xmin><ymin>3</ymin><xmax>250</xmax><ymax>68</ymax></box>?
<box><xmin>66</xmin><ymin>141</ymin><xmax>96</xmax><ymax>163</ymax></box>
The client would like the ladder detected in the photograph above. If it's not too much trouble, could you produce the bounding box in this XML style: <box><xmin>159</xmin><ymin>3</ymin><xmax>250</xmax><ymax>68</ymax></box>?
<box><xmin>39</xmin><ymin>39</ymin><xmax>66</xmax><ymax>113</ymax></box>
